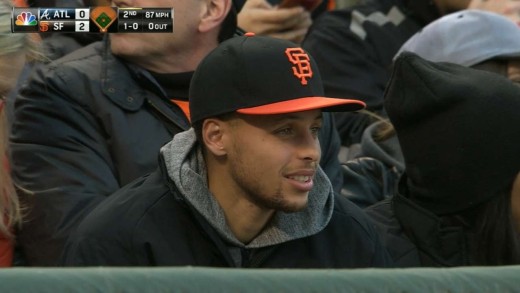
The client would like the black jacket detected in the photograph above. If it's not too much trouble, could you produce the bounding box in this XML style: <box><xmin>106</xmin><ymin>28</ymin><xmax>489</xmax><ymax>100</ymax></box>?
<box><xmin>10</xmin><ymin>39</ymin><xmax>345</xmax><ymax>266</ymax></box>
<box><xmin>62</xmin><ymin>131</ymin><xmax>393</xmax><ymax>268</ymax></box>
<box><xmin>365</xmin><ymin>184</ymin><xmax>471</xmax><ymax>267</ymax></box>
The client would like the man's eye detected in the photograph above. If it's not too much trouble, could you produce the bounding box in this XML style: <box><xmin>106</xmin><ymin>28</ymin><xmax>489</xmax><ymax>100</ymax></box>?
<box><xmin>276</xmin><ymin>128</ymin><xmax>293</xmax><ymax>136</ymax></box>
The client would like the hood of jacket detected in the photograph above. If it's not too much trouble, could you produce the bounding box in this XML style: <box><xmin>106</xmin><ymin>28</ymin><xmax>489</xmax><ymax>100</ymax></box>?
<box><xmin>160</xmin><ymin>129</ymin><xmax>334</xmax><ymax>249</ymax></box>
<box><xmin>360</xmin><ymin>120</ymin><xmax>404</xmax><ymax>173</ymax></box>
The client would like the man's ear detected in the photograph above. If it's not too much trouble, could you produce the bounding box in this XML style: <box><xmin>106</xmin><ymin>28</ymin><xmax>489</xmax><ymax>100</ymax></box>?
<box><xmin>202</xmin><ymin>118</ymin><xmax>228</xmax><ymax>156</ymax></box>
<box><xmin>199</xmin><ymin>0</ymin><xmax>232</xmax><ymax>33</ymax></box>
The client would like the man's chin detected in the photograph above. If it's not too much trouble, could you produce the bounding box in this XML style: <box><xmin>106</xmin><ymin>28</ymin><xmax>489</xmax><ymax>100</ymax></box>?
<box><xmin>110</xmin><ymin>38</ymin><xmax>136</xmax><ymax>57</ymax></box>
<box><xmin>278</xmin><ymin>198</ymin><xmax>309</xmax><ymax>213</ymax></box>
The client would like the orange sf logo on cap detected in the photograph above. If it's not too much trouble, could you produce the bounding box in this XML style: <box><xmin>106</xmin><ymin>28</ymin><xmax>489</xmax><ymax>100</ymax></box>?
<box><xmin>285</xmin><ymin>48</ymin><xmax>313</xmax><ymax>85</ymax></box>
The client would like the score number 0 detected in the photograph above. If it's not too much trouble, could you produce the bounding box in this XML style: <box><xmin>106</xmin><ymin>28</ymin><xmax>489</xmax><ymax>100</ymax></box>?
<box><xmin>75</xmin><ymin>8</ymin><xmax>89</xmax><ymax>32</ymax></box>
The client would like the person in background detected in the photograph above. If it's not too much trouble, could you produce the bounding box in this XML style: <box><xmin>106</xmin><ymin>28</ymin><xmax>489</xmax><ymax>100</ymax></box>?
<box><xmin>366</xmin><ymin>52</ymin><xmax>520</xmax><ymax>267</ymax></box>
<box><xmin>62</xmin><ymin>35</ymin><xmax>392</xmax><ymax>268</ymax></box>
<box><xmin>6</xmin><ymin>0</ymin><xmax>110</xmax><ymax>126</ymax></box>
<box><xmin>302</xmin><ymin>0</ymin><xmax>473</xmax><ymax>151</ymax></box>
<box><xmin>235</xmin><ymin>0</ymin><xmax>329</xmax><ymax>44</ymax></box>
<box><xmin>342</xmin><ymin>10</ymin><xmax>520</xmax><ymax>208</ymax></box>
<box><xmin>0</xmin><ymin>0</ymin><xmax>38</xmax><ymax>267</ymax></box>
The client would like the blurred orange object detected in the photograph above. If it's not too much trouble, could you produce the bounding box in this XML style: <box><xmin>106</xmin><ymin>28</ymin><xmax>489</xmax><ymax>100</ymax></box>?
<box><xmin>12</xmin><ymin>0</ymin><xmax>28</xmax><ymax>7</ymax></box>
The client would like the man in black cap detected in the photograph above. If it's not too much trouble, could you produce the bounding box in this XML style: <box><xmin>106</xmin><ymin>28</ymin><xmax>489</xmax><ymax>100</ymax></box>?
<box><xmin>11</xmin><ymin>0</ymin><xmax>348</xmax><ymax>267</ymax></box>
<box><xmin>62</xmin><ymin>34</ymin><xmax>392</xmax><ymax>268</ymax></box>
<box><xmin>366</xmin><ymin>52</ymin><xmax>520</xmax><ymax>267</ymax></box>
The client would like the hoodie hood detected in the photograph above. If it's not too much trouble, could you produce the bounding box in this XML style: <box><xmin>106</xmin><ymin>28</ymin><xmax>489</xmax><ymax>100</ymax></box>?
<box><xmin>385</xmin><ymin>52</ymin><xmax>520</xmax><ymax>215</ymax></box>
<box><xmin>160</xmin><ymin>128</ymin><xmax>334</xmax><ymax>248</ymax></box>
<box><xmin>360</xmin><ymin>120</ymin><xmax>405</xmax><ymax>173</ymax></box>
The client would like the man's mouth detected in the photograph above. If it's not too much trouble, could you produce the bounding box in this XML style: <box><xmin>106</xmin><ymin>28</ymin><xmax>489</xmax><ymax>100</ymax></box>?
<box><xmin>287</xmin><ymin>175</ymin><xmax>312</xmax><ymax>183</ymax></box>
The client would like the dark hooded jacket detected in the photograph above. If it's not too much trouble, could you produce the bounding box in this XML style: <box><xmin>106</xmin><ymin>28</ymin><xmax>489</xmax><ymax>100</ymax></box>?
<box><xmin>365</xmin><ymin>52</ymin><xmax>520</xmax><ymax>267</ymax></box>
<box><xmin>365</xmin><ymin>179</ymin><xmax>471</xmax><ymax>267</ymax></box>
<box><xmin>62</xmin><ymin>129</ymin><xmax>393</xmax><ymax>268</ymax></box>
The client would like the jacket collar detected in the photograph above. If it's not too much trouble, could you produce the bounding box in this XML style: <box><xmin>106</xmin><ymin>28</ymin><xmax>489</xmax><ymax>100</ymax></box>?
<box><xmin>99</xmin><ymin>39</ymin><xmax>191</xmax><ymax>131</ymax></box>
<box><xmin>360</xmin><ymin>121</ymin><xmax>405</xmax><ymax>173</ymax></box>
<box><xmin>100</xmin><ymin>38</ymin><xmax>170</xmax><ymax>112</ymax></box>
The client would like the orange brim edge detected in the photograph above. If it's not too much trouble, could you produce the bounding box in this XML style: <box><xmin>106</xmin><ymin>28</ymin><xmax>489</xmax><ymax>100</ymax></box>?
<box><xmin>236</xmin><ymin>97</ymin><xmax>366</xmax><ymax>115</ymax></box>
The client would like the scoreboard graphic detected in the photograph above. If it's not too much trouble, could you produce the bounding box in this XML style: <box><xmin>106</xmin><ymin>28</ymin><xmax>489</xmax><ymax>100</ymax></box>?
<box><xmin>11</xmin><ymin>7</ymin><xmax>174</xmax><ymax>33</ymax></box>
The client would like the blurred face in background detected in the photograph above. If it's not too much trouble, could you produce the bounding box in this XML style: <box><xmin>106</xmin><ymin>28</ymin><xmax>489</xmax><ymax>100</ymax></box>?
<box><xmin>433</xmin><ymin>0</ymin><xmax>471</xmax><ymax>14</ymax></box>
<box><xmin>507</xmin><ymin>59</ymin><xmax>520</xmax><ymax>85</ymax></box>
<box><xmin>110</xmin><ymin>0</ymin><xmax>207</xmax><ymax>71</ymax></box>
<box><xmin>508</xmin><ymin>61</ymin><xmax>520</xmax><ymax>231</ymax></box>
<box><xmin>511</xmin><ymin>172</ymin><xmax>520</xmax><ymax>232</ymax></box>
<box><xmin>472</xmin><ymin>58</ymin><xmax>520</xmax><ymax>86</ymax></box>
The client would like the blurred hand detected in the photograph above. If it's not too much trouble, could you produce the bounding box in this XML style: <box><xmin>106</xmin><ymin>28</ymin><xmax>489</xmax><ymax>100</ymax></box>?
<box><xmin>469</xmin><ymin>0</ymin><xmax>520</xmax><ymax>24</ymax></box>
<box><xmin>237</xmin><ymin>0</ymin><xmax>313</xmax><ymax>44</ymax></box>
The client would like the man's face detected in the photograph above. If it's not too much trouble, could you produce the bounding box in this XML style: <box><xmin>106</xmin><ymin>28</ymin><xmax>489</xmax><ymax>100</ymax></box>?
<box><xmin>223</xmin><ymin>110</ymin><xmax>322</xmax><ymax>213</ymax></box>
<box><xmin>110</xmin><ymin>0</ymin><xmax>202</xmax><ymax>62</ymax></box>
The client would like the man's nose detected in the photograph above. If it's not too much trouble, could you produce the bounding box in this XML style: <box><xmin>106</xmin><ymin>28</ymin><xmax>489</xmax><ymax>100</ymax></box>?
<box><xmin>298</xmin><ymin>131</ymin><xmax>320</xmax><ymax>163</ymax></box>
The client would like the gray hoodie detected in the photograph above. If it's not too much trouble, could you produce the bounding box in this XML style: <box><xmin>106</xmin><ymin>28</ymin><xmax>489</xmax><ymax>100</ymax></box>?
<box><xmin>161</xmin><ymin>129</ymin><xmax>334</xmax><ymax>265</ymax></box>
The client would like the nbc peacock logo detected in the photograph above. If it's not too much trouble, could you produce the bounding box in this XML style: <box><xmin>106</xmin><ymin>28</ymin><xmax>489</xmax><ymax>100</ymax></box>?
<box><xmin>15</xmin><ymin>12</ymin><xmax>37</xmax><ymax>26</ymax></box>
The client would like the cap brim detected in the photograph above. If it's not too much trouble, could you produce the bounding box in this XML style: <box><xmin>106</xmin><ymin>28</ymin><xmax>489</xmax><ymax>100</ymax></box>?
<box><xmin>236</xmin><ymin>97</ymin><xmax>366</xmax><ymax>115</ymax></box>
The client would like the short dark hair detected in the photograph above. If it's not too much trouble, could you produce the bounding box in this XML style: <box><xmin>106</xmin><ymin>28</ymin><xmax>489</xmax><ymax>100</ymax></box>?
<box><xmin>192</xmin><ymin>120</ymin><xmax>205</xmax><ymax>144</ymax></box>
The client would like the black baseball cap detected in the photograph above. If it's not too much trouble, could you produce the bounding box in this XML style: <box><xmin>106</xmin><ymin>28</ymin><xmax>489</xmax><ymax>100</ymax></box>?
<box><xmin>189</xmin><ymin>33</ymin><xmax>365</xmax><ymax>124</ymax></box>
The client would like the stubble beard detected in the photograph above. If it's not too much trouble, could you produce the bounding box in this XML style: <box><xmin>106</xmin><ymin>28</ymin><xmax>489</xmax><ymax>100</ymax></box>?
<box><xmin>229</xmin><ymin>143</ymin><xmax>307</xmax><ymax>214</ymax></box>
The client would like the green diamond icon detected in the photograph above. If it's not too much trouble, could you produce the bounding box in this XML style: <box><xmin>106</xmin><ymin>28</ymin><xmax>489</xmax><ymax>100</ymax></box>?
<box><xmin>95</xmin><ymin>12</ymin><xmax>112</xmax><ymax>29</ymax></box>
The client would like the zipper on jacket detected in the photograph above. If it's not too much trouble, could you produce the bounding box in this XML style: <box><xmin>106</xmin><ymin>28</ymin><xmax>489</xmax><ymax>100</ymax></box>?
<box><xmin>241</xmin><ymin>249</ymin><xmax>250</xmax><ymax>267</ymax></box>
<box><xmin>242</xmin><ymin>247</ymin><xmax>277</xmax><ymax>268</ymax></box>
